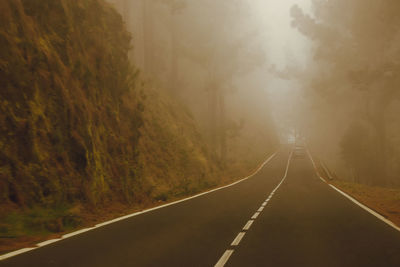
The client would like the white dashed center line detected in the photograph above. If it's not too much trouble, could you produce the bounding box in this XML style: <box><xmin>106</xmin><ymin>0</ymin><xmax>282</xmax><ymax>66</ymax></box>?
<box><xmin>243</xmin><ymin>220</ymin><xmax>254</xmax><ymax>231</ymax></box>
<box><xmin>215</xmin><ymin>250</ymin><xmax>234</xmax><ymax>267</ymax></box>
<box><xmin>214</xmin><ymin>151</ymin><xmax>293</xmax><ymax>267</ymax></box>
<box><xmin>231</xmin><ymin>232</ymin><xmax>246</xmax><ymax>246</ymax></box>
<box><xmin>251</xmin><ymin>212</ymin><xmax>260</xmax><ymax>219</ymax></box>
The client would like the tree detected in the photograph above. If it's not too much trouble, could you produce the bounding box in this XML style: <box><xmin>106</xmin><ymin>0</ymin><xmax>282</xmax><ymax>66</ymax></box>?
<box><xmin>180</xmin><ymin>0</ymin><xmax>265</xmax><ymax>162</ymax></box>
<box><xmin>153</xmin><ymin>0</ymin><xmax>186</xmax><ymax>93</ymax></box>
<box><xmin>290</xmin><ymin>0</ymin><xmax>400</xmax><ymax>185</ymax></box>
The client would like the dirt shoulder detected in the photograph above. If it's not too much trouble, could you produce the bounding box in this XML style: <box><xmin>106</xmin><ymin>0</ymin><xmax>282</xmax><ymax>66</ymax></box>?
<box><xmin>330</xmin><ymin>180</ymin><xmax>400</xmax><ymax>228</ymax></box>
<box><xmin>311</xmin><ymin>156</ymin><xmax>400</xmax><ymax>228</ymax></box>
<box><xmin>0</xmin><ymin>153</ymin><xmax>273</xmax><ymax>255</ymax></box>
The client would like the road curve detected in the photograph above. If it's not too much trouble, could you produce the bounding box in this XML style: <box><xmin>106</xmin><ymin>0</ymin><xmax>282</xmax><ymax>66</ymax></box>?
<box><xmin>2</xmin><ymin>147</ymin><xmax>400</xmax><ymax>267</ymax></box>
<box><xmin>225</xmin><ymin>152</ymin><xmax>400</xmax><ymax>267</ymax></box>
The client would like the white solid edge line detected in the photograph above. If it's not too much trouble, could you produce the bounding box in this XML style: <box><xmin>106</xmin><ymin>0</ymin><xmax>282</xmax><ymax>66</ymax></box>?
<box><xmin>231</xmin><ymin>232</ymin><xmax>246</xmax><ymax>246</ymax></box>
<box><xmin>36</xmin><ymin>239</ymin><xmax>62</xmax><ymax>247</ymax></box>
<box><xmin>215</xmin><ymin>250</ymin><xmax>234</xmax><ymax>267</ymax></box>
<box><xmin>306</xmin><ymin>149</ymin><xmax>329</xmax><ymax>183</ymax></box>
<box><xmin>0</xmin><ymin>152</ymin><xmax>278</xmax><ymax>261</ymax></box>
<box><xmin>0</xmin><ymin>248</ymin><xmax>37</xmax><ymax>261</ymax></box>
<box><xmin>329</xmin><ymin>184</ymin><xmax>400</xmax><ymax>232</ymax></box>
<box><xmin>243</xmin><ymin>220</ymin><xmax>254</xmax><ymax>231</ymax></box>
<box><xmin>307</xmin><ymin>149</ymin><xmax>400</xmax><ymax>233</ymax></box>
<box><xmin>62</xmin><ymin>227</ymin><xmax>96</xmax><ymax>239</ymax></box>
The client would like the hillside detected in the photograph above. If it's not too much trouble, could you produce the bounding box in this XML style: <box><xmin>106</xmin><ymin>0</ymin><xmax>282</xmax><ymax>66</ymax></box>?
<box><xmin>0</xmin><ymin>0</ymin><xmax>277</xmax><ymax>253</ymax></box>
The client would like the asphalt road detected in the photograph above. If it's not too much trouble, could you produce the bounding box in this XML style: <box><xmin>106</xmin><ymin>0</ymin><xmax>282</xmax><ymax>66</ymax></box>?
<box><xmin>2</xmin><ymin>148</ymin><xmax>400</xmax><ymax>267</ymax></box>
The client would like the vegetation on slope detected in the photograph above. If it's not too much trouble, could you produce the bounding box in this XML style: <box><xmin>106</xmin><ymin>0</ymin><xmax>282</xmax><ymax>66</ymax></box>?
<box><xmin>0</xmin><ymin>0</ymin><xmax>141</xmax><ymax>243</ymax></box>
<box><xmin>0</xmin><ymin>0</ymin><xmax>277</xmax><ymax>253</ymax></box>
<box><xmin>291</xmin><ymin>0</ymin><xmax>400</xmax><ymax>186</ymax></box>
<box><xmin>313</xmin><ymin>155</ymin><xmax>400</xmax><ymax>228</ymax></box>
<box><xmin>331</xmin><ymin>180</ymin><xmax>400</xmax><ymax>228</ymax></box>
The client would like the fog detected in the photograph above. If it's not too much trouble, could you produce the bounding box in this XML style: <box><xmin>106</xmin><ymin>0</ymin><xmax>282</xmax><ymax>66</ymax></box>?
<box><xmin>109</xmin><ymin>0</ymin><xmax>400</xmax><ymax>187</ymax></box>
<box><xmin>2</xmin><ymin>0</ymin><xmax>400</xmax><ymax>260</ymax></box>
<box><xmin>249</xmin><ymin>0</ymin><xmax>312</xmax><ymax>142</ymax></box>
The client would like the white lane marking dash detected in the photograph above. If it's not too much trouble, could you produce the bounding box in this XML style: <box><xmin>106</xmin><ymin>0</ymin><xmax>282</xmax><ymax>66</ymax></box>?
<box><xmin>257</xmin><ymin>206</ymin><xmax>264</xmax><ymax>212</ymax></box>
<box><xmin>231</xmin><ymin>232</ymin><xmax>246</xmax><ymax>246</ymax></box>
<box><xmin>243</xmin><ymin>220</ymin><xmax>254</xmax><ymax>231</ymax></box>
<box><xmin>262</xmin><ymin>202</ymin><xmax>267</xmax><ymax>207</ymax></box>
<box><xmin>215</xmin><ymin>250</ymin><xmax>234</xmax><ymax>267</ymax></box>
<box><xmin>251</xmin><ymin>212</ymin><xmax>260</xmax><ymax>219</ymax></box>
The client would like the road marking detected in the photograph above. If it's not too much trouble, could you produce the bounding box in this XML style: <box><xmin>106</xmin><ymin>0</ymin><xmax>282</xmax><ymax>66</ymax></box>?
<box><xmin>62</xmin><ymin>227</ymin><xmax>95</xmax><ymax>239</ymax></box>
<box><xmin>306</xmin><ymin>149</ymin><xmax>327</xmax><ymax>183</ymax></box>
<box><xmin>37</xmin><ymin>239</ymin><xmax>61</xmax><ymax>247</ymax></box>
<box><xmin>215</xmin><ymin>151</ymin><xmax>293</xmax><ymax>267</ymax></box>
<box><xmin>251</xmin><ymin>212</ymin><xmax>260</xmax><ymax>219</ymax></box>
<box><xmin>329</xmin><ymin>185</ymin><xmax>400</xmax><ymax>232</ymax></box>
<box><xmin>0</xmin><ymin>152</ymin><xmax>278</xmax><ymax>262</ymax></box>
<box><xmin>0</xmin><ymin>248</ymin><xmax>37</xmax><ymax>261</ymax></box>
<box><xmin>307</xmin><ymin>149</ymin><xmax>400</xmax><ymax>233</ymax></box>
<box><xmin>215</xmin><ymin>250</ymin><xmax>234</xmax><ymax>267</ymax></box>
<box><xmin>231</xmin><ymin>232</ymin><xmax>246</xmax><ymax>246</ymax></box>
<box><xmin>243</xmin><ymin>220</ymin><xmax>254</xmax><ymax>231</ymax></box>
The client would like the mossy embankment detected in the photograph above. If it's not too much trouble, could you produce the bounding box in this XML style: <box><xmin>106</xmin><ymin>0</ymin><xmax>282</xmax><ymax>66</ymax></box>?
<box><xmin>0</xmin><ymin>0</ymin><xmax>276</xmax><ymax>253</ymax></box>
<box><xmin>0</xmin><ymin>0</ymin><xmax>143</xmax><ymax>250</ymax></box>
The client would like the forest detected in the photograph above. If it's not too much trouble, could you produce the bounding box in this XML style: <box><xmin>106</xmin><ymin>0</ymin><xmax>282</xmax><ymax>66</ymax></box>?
<box><xmin>290</xmin><ymin>0</ymin><xmax>400</xmax><ymax>187</ymax></box>
<box><xmin>1</xmin><ymin>0</ymin><xmax>399</xmax><ymax>260</ymax></box>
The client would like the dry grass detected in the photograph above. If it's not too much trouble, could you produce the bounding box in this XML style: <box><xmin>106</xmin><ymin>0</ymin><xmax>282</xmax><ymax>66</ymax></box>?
<box><xmin>313</xmin><ymin>157</ymin><xmax>400</xmax><ymax>228</ymax></box>
<box><xmin>331</xmin><ymin>180</ymin><xmax>400</xmax><ymax>227</ymax></box>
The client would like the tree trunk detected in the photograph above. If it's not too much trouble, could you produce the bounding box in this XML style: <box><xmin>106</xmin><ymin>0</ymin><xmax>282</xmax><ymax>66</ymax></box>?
<box><xmin>122</xmin><ymin>0</ymin><xmax>134</xmax><ymax>60</ymax></box>
<box><xmin>123</xmin><ymin>0</ymin><xmax>130</xmax><ymax>25</ymax></box>
<box><xmin>374</xmin><ymin>109</ymin><xmax>387</xmax><ymax>185</ymax></box>
<box><xmin>208</xmin><ymin>82</ymin><xmax>218</xmax><ymax>151</ymax></box>
<box><xmin>170</xmin><ymin>11</ymin><xmax>179</xmax><ymax>94</ymax></box>
<box><xmin>219</xmin><ymin>91</ymin><xmax>227</xmax><ymax>164</ymax></box>
<box><xmin>142</xmin><ymin>0</ymin><xmax>154</xmax><ymax>76</ymax></box>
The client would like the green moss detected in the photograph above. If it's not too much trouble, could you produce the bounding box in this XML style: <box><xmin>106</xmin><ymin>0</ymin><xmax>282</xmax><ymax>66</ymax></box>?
<box><xmin>0</xmin><ymin>205</ymin><xmax>79</xmax><ymax>238</ymax></box>
<box><xmin>0</xmin><ymin>0</ymin><xmax>275</xmax><ymax>244</ymax></box>
<box><xmin>0</xmin><ymin>0</ymin><xmax>139</xmax><ymax>208</ymax></box>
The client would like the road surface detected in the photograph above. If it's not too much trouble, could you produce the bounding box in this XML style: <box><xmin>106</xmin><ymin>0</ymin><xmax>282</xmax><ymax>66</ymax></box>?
<box><xmin>2</xmin><ymin>148</ymin><xmax>400</xmax><ymax>266</ymax></box>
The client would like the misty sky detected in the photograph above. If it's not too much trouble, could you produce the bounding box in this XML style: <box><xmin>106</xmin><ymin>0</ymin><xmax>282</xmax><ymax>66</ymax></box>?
<box><xmin>252</xmin><ymin>0</ymin><xmax>311</xmax><ymax>67</ymax></box>
<box><xmin>247</xmin><ymin>0</ymin><xmax>312</xmax><ymax>141</ymax></box>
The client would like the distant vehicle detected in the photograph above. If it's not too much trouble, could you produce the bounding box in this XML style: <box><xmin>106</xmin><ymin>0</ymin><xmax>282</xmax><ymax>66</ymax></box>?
<box><xmin>293</xmin><ymin>145</ymin><xmax>305</xmax><ymax>158</ymax></box>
